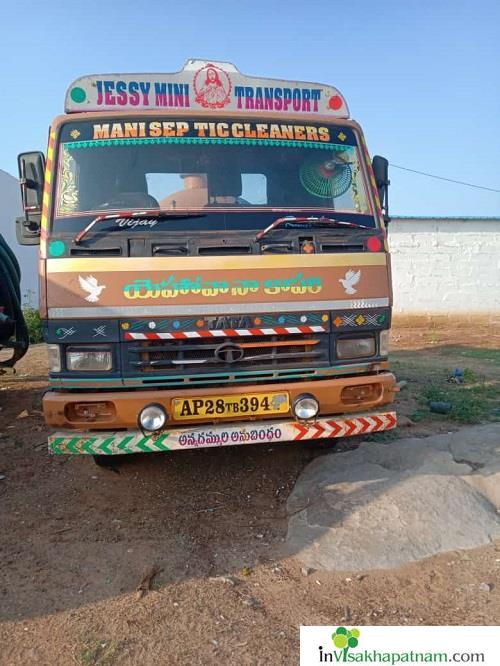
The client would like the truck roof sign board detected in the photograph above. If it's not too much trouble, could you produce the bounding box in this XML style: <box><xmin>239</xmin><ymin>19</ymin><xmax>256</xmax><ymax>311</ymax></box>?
<box><xmin>65</xmin><ymin>59</ymin><xmax>350</xmax><ymax>118</ymax></box>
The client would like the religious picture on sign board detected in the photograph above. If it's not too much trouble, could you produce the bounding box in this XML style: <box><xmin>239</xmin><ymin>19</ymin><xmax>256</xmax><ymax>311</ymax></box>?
<box><xmin>194</xmin><ymin>64</ymin><xmax>231</xmax><ymax>108</ymax></box>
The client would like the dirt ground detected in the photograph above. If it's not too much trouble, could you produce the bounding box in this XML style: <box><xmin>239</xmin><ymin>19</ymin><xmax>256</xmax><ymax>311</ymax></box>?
<box><xmin>0</xmin><ymin>329</ymin><xmax>499</xmax><ymax>665</ymax></box>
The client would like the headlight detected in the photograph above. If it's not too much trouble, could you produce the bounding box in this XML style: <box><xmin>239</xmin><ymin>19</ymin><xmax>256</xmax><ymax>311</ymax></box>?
<box><xmin>66</xmin><ymin>346</ymin><xmax>113</xmax><ymax>371</ymax></box>
<box><xmin>337</xmin><ymin>337</ymin><xmax>375</xmax><ymax>360</ymax></box>
<box><xmin>47</xmin><ymin>344</ymin><xmax>61</xmax><ymax>372</ymax></box>
<box><xmin>139</xmin><ymin>404</ymin><xmax>167</xmax><ymax>431</ymax></box>
<box><xmin>380</xmin><ymin>329</ymin><xmax>390</xmax><ymax>356</ymax></box>
<box><xmin>292</xmin><ymin>393</ymin><xmax>319</xmax><ymax>420</ymax></box>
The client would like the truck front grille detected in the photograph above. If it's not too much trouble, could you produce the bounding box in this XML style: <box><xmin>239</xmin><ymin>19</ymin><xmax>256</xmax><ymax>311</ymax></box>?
<box><xmin>125</xmin><ymin>333</ymin><xmax>329</xmax><ymax>376</ymax></box>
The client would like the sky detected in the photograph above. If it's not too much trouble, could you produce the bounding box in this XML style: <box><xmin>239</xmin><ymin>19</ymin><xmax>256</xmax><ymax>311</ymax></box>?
<box><xmin>0</xmin><ymin>0</ymin><xmax>498</xmax><ymax>217</ymax></box>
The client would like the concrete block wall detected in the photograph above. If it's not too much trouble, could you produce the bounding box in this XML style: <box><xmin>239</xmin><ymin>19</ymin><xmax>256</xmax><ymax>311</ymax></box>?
<box><xmin>388</xmin><ymin>218</ymin><xmax>500</xmax><ymax>316</ymax></box>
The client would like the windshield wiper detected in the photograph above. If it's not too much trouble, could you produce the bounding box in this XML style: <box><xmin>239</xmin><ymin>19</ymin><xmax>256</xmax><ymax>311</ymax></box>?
<box><xmin>255</xmin><ymin>215</ymin><xmax>371</xmax><ymax>242</ymax></box>
<box><xmin>73</xmin><ymin>210</ymin><xmax>206</xmax><ymax>244</ymax></box>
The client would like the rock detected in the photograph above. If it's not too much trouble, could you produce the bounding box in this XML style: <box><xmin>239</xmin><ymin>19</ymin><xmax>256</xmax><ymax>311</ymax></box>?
<box><xmin>479</xmin><ymin>582</ymin><xmax>494</xmax><ymax>592</ymax></box>
<box><xmin>342</xmin><ymin>606</ymin><xmax>352</xmax><ymax>622</ymax></box>
<box><xmin>241</xmin><ymin>595</ymin><xmax>261</xmax><ymax>608</ymax></box>
<box><xmin>301</xmin><ymin>566</ymin><xmax>314</xmax><ymax>577</ymax></box>
<box><xmin>209</xmin><ymin>575</ymin><xmax>238</xmax><ymax>586</ymax></box>
<box><xmin>429</xmin><ymin>401</ymin><xmax>452</xmax><ymax>414</ymax></box>
<box><xmin>0</xmin><ymin>475</ymin><xmax>5</xmax><ymax>481</ymax></box>
<box><xmin>16</xmin><ymin>409</ymin><xmax>29</xmax><ymax>419</ymax></box>
<box><xmin>284</xmin><ymin>424</ymin><xmax>500</xmax><ymax>571</ymax></box>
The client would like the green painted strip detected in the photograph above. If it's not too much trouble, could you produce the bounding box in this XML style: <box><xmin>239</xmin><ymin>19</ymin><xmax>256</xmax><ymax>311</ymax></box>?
<box><xmin>136</xmin><ymin>435</ymin><xmax>152</xmax><ymax>452</ymax></box>
<box><xmin>98</xmin><ymin>436</ymin><xmax>116</xmax><ymax>455</ymax></box>
<box><xmin>151</xmin><ymin>433</ymin><xmax>170</xmax><ymax>451</ymax></box>
<box><xmin>65</xmin><ymin>137</ymin><xmax>354</xmax><ymax>151</ymax></box>
<box><xmin>49</xmin><ymin>377</ymin><xmax>125</xmax><ymax>383</ymax></box>
<box><xmin>51</xmin><ymin>363</ymin><xmax>374</xmax><ymax>390</ymax></box>
<box><xmin>49</xmin><ymin>437</ymin><xmax>64</xmax><ymax>454</ymax></box>
<box><xmin>117</xmin><ymin>434</ymin><xmax>135</xmax><ymax>452</ymax></box>
<box><xmin>82</xmin><ymin>440</ymin><xmax>96</xmax><ymax>454</ymax></box>
<box><xmin>77</xmin><ymin>437</ymin><xmax>97</xmax><ymax>454</ymax></box>
<box><xmin>64</xmin><ymin>437</ymin><xmax>83</xmax><ymax>454</ymax></box>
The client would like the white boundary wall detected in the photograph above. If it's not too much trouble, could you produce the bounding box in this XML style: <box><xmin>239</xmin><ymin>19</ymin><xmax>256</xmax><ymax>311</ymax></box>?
<box><xmin>388</xmin><ymin>217</ymin><xmax>500</xmax><ymax>315</ymax></box>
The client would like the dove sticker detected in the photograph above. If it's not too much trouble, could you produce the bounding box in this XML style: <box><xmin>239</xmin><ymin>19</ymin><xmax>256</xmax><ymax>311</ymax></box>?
<box><xmin>339</xmin><ymin>269</ymin><xmax>361</xmax><ymax>295</ymax></box>
<box><xmin>78</xmin><ymin>275</ymin><xmax>106</xmax><ymax>303</ymax></box>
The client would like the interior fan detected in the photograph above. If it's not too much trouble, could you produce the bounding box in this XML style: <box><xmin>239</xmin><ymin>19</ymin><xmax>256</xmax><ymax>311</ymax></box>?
<box><xmin>299</xmin><ymin>153</ymin><xmax>353</xmax><ymax>199</ymax></box>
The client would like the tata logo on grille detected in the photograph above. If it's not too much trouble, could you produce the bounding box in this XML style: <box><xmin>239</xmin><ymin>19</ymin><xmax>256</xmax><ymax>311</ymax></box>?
<box><xmin>205</xmin><ymin>315</ymin><xmax>253</xmax><ymax>329</ymax></box>
<box><xmin>214</xmin><ymin>342</ymin><xmax>245</xmax><ymax>364</ymax></box>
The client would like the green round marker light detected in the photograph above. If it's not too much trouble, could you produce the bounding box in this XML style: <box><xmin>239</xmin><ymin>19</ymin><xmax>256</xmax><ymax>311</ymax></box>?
<box><xmin>49</xmin><ymin>240</ymin><xmax>66</xmax><ymax>257</ymax></box>
<box><xmin>70</xmin><ymin>87</ymin><xmax>86</xmax><ymax>103</ymax></box>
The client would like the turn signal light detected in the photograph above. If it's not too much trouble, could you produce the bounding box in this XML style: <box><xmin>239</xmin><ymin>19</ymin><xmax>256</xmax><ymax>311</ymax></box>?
<box><xmin>341</xmin><ymin>384</ymin><xmax>381</xmax><ymax>405</ymax></box>
<box><xmin>66</xmin><ymin>401</ymin><xmax>115</xmax><ymax>422</ymax></box>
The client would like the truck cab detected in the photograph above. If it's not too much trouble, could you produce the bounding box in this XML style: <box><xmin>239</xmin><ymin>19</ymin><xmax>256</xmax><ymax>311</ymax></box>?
<box><xmin>17</xmin><ymin>59</ymin><xmax>396</xmax><ymax>457</ymax></box>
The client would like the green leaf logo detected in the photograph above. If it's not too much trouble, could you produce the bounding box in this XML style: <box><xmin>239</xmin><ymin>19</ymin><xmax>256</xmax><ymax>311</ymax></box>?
<box><xmin>332</xmin><ymin>626</ymin><xmax>360</xmax><ymax>661</ymax></box>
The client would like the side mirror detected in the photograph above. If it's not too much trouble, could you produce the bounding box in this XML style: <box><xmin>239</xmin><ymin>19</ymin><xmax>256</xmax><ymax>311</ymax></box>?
<box><xmin>17</xmin><ymin>151</ymin><xmax>45</xmax><ymax>245</ymax></box>
<box><xmin>371</xmin><ymin>155</ymin><xmax>390</xmax><ymax>224</ymax></box>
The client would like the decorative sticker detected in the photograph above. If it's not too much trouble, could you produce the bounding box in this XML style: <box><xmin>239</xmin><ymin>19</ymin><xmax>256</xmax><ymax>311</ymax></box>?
<box><xmin>58</xmin><ymin>147</ymin><xmax>79</xmax><ymax>214</ymax></box>
<box><xmin>78</xmin><ymin>275</ymin><xmax>107</xmax><ymax>302</ymax></box>
<box><xmin>338</xmin><ymin>269</ymin><xmax>361</xmax><ymax>294</ymax></box>
<box><xmin>55</xmin><ymin>326</ymin><xmax>76</xmax><ymax>340</ymax></box>
<box><xmin>194</xmin><ymin>63</ymin><xmax>232</xmax><ymax>109</ymax></box>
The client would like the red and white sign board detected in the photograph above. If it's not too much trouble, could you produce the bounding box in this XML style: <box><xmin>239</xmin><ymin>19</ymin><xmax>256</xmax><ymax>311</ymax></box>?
<box><xmin>65</xmin><ymin>59</ymin><xmax>350</xmax><ymax>118</ymax></box>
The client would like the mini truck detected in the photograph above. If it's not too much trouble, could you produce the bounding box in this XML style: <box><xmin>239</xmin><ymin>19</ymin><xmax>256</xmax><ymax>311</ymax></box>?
<box><xmin>17</xmin><ymin>59</ymin><xmax>396</xmax><ymax>462</ymax></box>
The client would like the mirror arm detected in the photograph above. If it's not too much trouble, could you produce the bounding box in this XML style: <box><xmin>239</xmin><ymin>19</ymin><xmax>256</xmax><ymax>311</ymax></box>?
<box><xmin>20</xmin><ymin>177</ymin><xmax>39</xmax><ymax>190</ymax></box>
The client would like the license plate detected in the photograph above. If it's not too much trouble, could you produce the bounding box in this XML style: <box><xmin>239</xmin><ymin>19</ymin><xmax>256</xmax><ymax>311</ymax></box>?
<box><xmin>172</xmin><ymin>392</ymin><xmax>289</xmax><ymax>421</ymax></box>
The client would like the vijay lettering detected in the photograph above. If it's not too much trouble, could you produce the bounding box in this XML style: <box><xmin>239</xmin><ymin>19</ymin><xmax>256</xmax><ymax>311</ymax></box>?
<box><xmin>116</xmin><ymin>218</ymin><xmax>158</xmax><ymax>230</ymax></box>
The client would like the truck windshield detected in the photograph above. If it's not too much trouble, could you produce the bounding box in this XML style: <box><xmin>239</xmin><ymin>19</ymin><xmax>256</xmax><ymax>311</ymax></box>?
<box><xmin>53</xmin><ymin>117</ymin><xmax>374</xmax><ymax>230</ymax></box>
